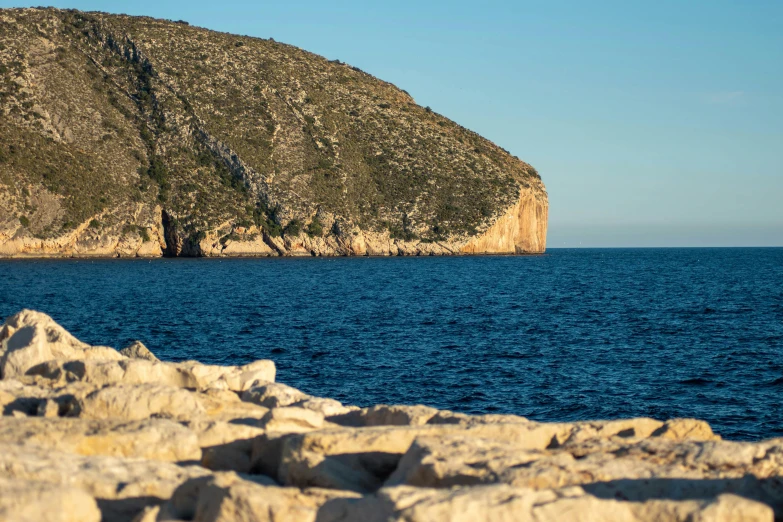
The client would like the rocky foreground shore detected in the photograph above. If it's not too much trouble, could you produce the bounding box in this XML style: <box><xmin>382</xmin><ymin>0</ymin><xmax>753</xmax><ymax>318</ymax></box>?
<box><xmin>0</xmin><ymin>310</ymin><xmax>780</xmax><ymax>521</ymax></box>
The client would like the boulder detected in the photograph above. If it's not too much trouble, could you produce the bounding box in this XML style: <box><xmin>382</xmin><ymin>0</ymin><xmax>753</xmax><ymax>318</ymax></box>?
<box><xmin>1</xmin><ymin>378</ymin><xmax>53</xmax><ymax>415</ymax></box>
<box><xmin>75</xmin><ymin>384</ymin><xmax>206</xmax><ymax>420</ymax></box>
<box><xmin>250</xmin><ymin>432</ymin><xmax>291</xmax><ymax>480</ymax></box>
<box><xmin>1</xmin><ymin>379</ymin><xmax>112</xmax><ymax>417</ymax></box>
<box><xmin>652</xmin><ymin>418</ymin><xmax>719</xmax><ymax>441</ymax></box>
<box><xmin>329</xmin><ymin>404</ymin><xmax>440</xmax><ymax>427</ymax></box>
<box><xmin>27</xmin><ymin>357</ymin><xmax>275</xmax><ymax>392</ymax></box>
<box><xmin>275</xmin><ymin>417</ymin><xmax>728</xmax><ymax>494</ymax></box>
<box><xmin>177</xmin><ymin>359</ymin><xmax>276</xmax><ymax>391</ymax></box>
<box><xmin>0</xmin><ymin>310</ymin><xmax>123</xmax><ymax>379</ymax></box>
<box><xmin>0</xmin><ymin>311</ymin><xmax>275</xmax><ymax>391</ymax></box>
<box><xmin>159</xmin><ymin>472</ymin><xmax>360</xmax><ymax>522</ymax></box>
<box><xmin>385</xmin><ymin>434</ymin><xmax>783</xmax><ymax>515</ymax></box>
<box><xmin>246</xmin><ymin>408</ymin><xmax>331</xmax><ymax>479</ymax></box>
<box><xmin>259</xmin><ymin>407</ymin><xmax>327</xmax><ymax>433</ymax></box>
<box><xmin>3</xmin><ymin>377</ymin><xmax>269</xmax><ymax>424</ymax></box>
<box><xmin>183</xmin><ymin>419</ymin><xmax>264</xmax><ymax>473</ymax></box>
<box><xmin>556</xmin><ymin>418</ymin><xmax>719</xmax><ymax>447</ymax></box>
<box><xmin>276</xmin><ymin>422</ymin><xmax>575</xmax><ymax>492</ymax></box>
<box><xmin>119</xmin><ymin>341</ymin><xmax>159</xmax><ymax>362</ymax></box>
<box><xmin>0</xmin><ymin>417</ymin><xmax>200</xmax><ymax>462</ymax></box>
<box><xmin>28</xmin><ymin>359</ymin><xmax>198</xmax><ymax>388</ymax></box>
<box><xmin>0</xmin><ymin>477</ymin><xmax>102</xmax><ymax>522</ymax></box>
<box><xmin>195</xmin><ymin>388</ymin><xmax>270</xmax><ymax>423</ymax></box>
<box><xmin>242</xmin><ymin>382</ymin><xmax>354</xmax><ymax>416</ymax></box>
<box><xmin>0</xmin><ymin>309</ymin><xmax>86</xmax><ymax>349</ymax></box>
<box><xmin>241</xmin><ymin>381</ymin><xmax>310</xmax><ymax>409</ymax></box>
<box><xmin>425</xmin><ymin>411</ymin><xmax>529</xmax><ymax>425</ymax></box>
<box><xmin>0</xmin><ymin>442</ymin><xmax>210</xmax><ymax>521</ymax></box>
<box><xmin>297</xmin><ymin>397</ymin><xmax>356</xmax><ymax>417</ymax></box>
<box><xmin>277</xmin><ymin>425</ymin><xmax>449</xmax><ymax>492</ymax></box>
<box><xmin>317</xmin><ymin>484</ymin><xmax>773</xmax><ymax>522</ymax></box>
<box><xmin>184</xmin><ymin>419</ymin><xmax>265</xmax><ymax>449</ymax></box>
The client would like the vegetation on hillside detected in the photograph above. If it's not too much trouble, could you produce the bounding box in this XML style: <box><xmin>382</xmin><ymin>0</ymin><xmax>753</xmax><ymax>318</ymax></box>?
<box><xmin>0</xmin><ymin>7</ymin><xmax>543</xmax><ymax>248</ymax></box>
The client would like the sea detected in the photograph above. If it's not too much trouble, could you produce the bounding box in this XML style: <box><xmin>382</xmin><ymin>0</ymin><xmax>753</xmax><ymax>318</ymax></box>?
<box><xmin>1</xmin><ymin>248</ymin><xmax>782</xmax><ymax>440</ymax></box>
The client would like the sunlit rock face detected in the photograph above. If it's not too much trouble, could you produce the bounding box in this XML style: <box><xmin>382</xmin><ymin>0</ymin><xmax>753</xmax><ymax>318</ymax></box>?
<box><xmin>1</xmin><ymin>309</ymin><xmax>781</xmax><ymax>521</ymax></box>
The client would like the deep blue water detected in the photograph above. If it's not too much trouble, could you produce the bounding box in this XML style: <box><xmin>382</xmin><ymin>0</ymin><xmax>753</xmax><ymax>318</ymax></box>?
<box><xmin>1</xmin><ymin>248</ymin><xmax>782</xmax><ymax>440</ymax></box>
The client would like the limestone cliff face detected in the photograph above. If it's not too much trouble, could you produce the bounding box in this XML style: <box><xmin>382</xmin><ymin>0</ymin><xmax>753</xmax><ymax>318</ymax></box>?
<box><xmin>460</xmin><ymin>184</ymin><xmax>548</xmax><ymax>255</ymax></box>
<box><xmin>188</xmin><ymin>182</ymin><xmax>548</xmax><ymax>257</ymax></box>
<box><xmin>0</xmin><ymin>175</ymin><xmax>547</xmax><ymax>258</ymax></box>
<box><xmin>0</xmin><ymin>8</ymin><xmax>548</xmax><ymax>257</ymax></box>
<box><xmin>0</xmin><ymin>203</ymin><xmax>166</xmax><ymax>258</ymax></box>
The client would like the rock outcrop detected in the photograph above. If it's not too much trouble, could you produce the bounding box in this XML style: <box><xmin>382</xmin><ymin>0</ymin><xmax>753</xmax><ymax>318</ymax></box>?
<box><xmin>0</xmin><ymin>8</ymin><xmax>547</xmax><ymax>258</ymax></box>
<box><xmin>1</xmin><ymin>309</ymin><xmax>781</xmax><ymax>521</ymax></box>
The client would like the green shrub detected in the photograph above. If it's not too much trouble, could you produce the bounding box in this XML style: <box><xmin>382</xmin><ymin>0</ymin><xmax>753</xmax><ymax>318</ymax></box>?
<box><xmin>262</xmin><ymin>220</ymin><xmax>282</xmax><ymax>237</ymax></box>
<box><xmin>306</xmin><ymin>217</ymin><xmax>323</xmax><ymax>237</ymax></box>
<box><xmin>124</xmin><ymin>224</ymin><xmax>152</xmax><ymax>242</ymax></box>
<box><xmin>251</xmin><ymin>204</ymin><xmax>283</xmax><ymax>237</ymax></box>
<box><xmin>197</xmin><ymin>149</ymin><xmax>213</xmax><ymax>167</ymax></box>
<box><xmin>19</xmin><ymin>215</ymin><xmax>30</xmax><ymax>227</ymax></box>
<box><xmin>139</xmin><ymin>127</ymin><xmax>153</xmax><ymax>145</ymax></box>
<box><xmin>284</xmin><ymin>219</ymin><xmax>302</xmax><ymax>237</ymax></box>
<box><xmin>316</xmin><ymin>158</ymin><xmax>333</xmax><ymax>170</ymax></box>
<box><xmin>88</xmin><ymin>219</ymin><xmax>101</xmax><ymax>228</ymax></box>
<box><xmin>189</xmin><ymin>230</ymin><xmax>207</xmax><ymax>246</ymax></box>
<box><xmin>220</xmin><ymin>232</ymin><xmax>240</xmax><ymax>244</ymax></box>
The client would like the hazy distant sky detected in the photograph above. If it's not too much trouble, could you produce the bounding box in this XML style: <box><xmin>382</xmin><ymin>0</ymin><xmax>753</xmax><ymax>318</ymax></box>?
<box><xmin>4</xmin><ymin>0</ymin><xmax>782</xmax><ymax>247</ymax></box>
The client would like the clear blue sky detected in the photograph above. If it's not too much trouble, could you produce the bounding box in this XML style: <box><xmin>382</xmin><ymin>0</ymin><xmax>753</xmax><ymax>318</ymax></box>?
<box><xmin>5</xmin><ymin>0</ymin><xmax>782</xmax><ymax>247</ymax></box>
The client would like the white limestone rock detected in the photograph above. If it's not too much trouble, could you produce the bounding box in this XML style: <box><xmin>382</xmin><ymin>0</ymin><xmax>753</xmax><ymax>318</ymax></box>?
<box><xmin>317</xmin><ymin>485</ymin><xmax>772</xmax><ymax>522</ymax></box>
<box><xmin>0</xmin><ymin>310</ymin><xmax>123</xmax><ymax>379</ymax></box>
<box><xmin>0</xmin><ymin>442</ymin><xmax>210</xmax><ymax>521</ymax></box>
<box><xmin>0</xmin><ymin>477</ymin><xmax>102</xmax><ymax>522</ymax></box>
<box><xmin>119</xmin><ymin>341</ymin><xmax>159</xmax><ymax>362</ymax></box>
<box><xmin>0</xmin><ymin>417</ymin><xmax>201</xmax><ymax>462</ymax></box>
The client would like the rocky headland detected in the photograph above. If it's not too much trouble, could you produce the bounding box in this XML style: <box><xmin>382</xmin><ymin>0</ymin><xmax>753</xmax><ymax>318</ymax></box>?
<box><xmin>0</xmin><ymin>8</ymin><xmax>547</xmax><ymax>258</ymax></box>
<box><xmin>0</xmin><ymin>309</ymin><xmax>781</xmax><ymax>521</ymax></box>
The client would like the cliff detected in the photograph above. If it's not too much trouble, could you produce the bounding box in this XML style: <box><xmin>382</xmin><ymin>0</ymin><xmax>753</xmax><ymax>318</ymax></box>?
<box><xmin>0</xmin><ymin>310</ymin><xmax>779</xmax><ymax>521</ymax></box>
<box><xmin>0</xmin><ymin>8</ymin><xmax>547</xmax><ymax>257</ymax></box>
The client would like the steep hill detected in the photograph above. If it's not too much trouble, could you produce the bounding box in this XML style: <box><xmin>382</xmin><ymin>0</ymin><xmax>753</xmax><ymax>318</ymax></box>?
<box><xmin>0</xmin><ymin>8</ymin><xmax>547</xmax><ymax>257</ymax></box>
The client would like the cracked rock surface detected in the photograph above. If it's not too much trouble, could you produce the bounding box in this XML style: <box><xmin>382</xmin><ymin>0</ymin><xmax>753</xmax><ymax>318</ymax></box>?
<box><xmin>0</xmin><ymin>309</ymin><xmax>780</xmax><ymax>521</ymax></box>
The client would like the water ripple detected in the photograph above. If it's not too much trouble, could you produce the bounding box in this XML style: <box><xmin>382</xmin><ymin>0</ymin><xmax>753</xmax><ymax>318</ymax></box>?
<box><xmin>1</xmin><ymin>248</ymin><xmax>782</xmax><ymax>440</ymax></box>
